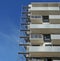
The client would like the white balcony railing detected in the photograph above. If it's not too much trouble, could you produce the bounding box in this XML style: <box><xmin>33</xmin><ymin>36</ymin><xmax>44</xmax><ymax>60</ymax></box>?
<box><xmin>30</xmin><ymin>24</ymin><xmax>60</xmax><ymax>28</ymax></box>
<box><xmin>28</xmin><ymin>46</ymin><xmax>60</xmax><ymax>57</ymax></box>
<box><xmin>49</xmin><ymin>15</ymin><xmax>60</xmax><ymax>19</ymax></box>
<box><xmin>29</xmin><ymin>46</ymin><xmax>60</xmax><ymax>52</ymax></box>
<box><xmin>51</xmin><ymin>34</ymin><xmax>60</xmax><ymax>39</ymax></box>
<box><xmin>51</xmin><ymin>34</ymin><xmax>60</xmax><ymax>45</ymax></box>
<box><xmin>30</xmin><ymin>24</ymin><xmax>60</xmax><ymax>33</ymax></box>
<box><xmin>30</xmin><ymin>7</ymin><xmax>59</xmax><ymax>11</ymax></box>
<box><xmin>49</xmin><ymin>15</ymin><xmax>60</xmax><ymax>24</ymax></box>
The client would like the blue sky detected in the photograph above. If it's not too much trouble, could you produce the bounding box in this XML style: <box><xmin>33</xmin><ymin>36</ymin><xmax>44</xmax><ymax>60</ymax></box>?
<box><xmin>0</xmin><ymin>0</ymin><xmax>60</xmax><ymax>61</ymax></box>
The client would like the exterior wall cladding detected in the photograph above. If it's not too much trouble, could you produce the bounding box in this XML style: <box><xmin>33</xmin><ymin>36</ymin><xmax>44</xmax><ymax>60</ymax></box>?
<box><xmin>19</xmin><ymin>2</ymin><xmax>60</xmax><ymax>61</ymax></box>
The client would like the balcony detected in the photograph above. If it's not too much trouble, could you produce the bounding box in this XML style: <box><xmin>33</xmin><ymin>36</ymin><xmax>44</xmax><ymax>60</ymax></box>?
<box><xmin>51</xmin><ymin>34</ymin><xmax>60</xmax><ymax>45</ymax></box>
<box><xmin>49</xmin><ymin>15</ymin><xmax>60</xmax><ymax>24</ymax></box>
<box><xmin>30</xmin><ymin>24</ymin><xmax>60</xmax><ymax>34</ymax></box>
<box><xmin>32</xmin><ymin>3</ymin><xmax>59</xmax><ymax>7</ymax></box>
<box><xmin>29</xmin><ymin>34</ymin><xmax>60</xmax><ymax>45</ymax></box>
<box><xmin>31</xmin><ymin>7</ymin><xmax>59</xmax><ymax>11</ymax></box>
<box><xmin>30</xmin><ymin>16</ymin><xmax>42</xmax><ymax>24</ymax></box>
<box><xmin>30</xmin><ymin>34</ymin><xmax>44</xmax><ymax>45</ymax></box>
<box><xmin>30</xmin><ymin>15</ymin><xmax>60</xmax><ymax>24</ymax></box>
<box><xmin>29</xmin><ymin>46</ymin><xmax>60</xmax><ymax>57</ymax></box>
<box><xmin>29</xmin><ymin>7</ymin><xmax>60</xmax><ymax>15</ymax></box>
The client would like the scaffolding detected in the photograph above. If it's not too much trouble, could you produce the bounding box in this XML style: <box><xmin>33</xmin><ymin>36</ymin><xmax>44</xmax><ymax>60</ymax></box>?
<box><xmin>18</xmin><ymin>6</ymin><xmax>30</xmax><ymax>61</ymax></box>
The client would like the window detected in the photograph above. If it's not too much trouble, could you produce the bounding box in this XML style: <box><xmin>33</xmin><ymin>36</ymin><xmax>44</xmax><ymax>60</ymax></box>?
<box><xmin>47</xmin><ymin>58</ymin><xmax>52</xmax><ymax>61</ymax></box>
<box><xmin>31</xmin><ymin>58</ymin><xmax>43</xmax><ymax>61</ymax></box>
<box><xmin>43</xmin><ymin>34</ymin><xmax>51</xmax><ymax>42</ymax></box>
<box><xmin>31</xmin><ymin>34</ymin><xmax>42</xmax><ymax>38</ymax></box>
<box><xmin>35</xmin><ymin>16</ymin><xmax>41</xmax><ymax>18</ymax></box>
<box><xmin>43</xmin><ymin>16</ymin><xmax>49</xmax><ymax>22</ymax></box>
<box><xmin>31</xmin><ymin>16</ymin><xmax>41</xmax><ymax>18</ymax></box>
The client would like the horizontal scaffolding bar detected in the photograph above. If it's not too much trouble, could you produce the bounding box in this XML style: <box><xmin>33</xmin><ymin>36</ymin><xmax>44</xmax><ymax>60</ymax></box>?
<box><xmin>20</xmin><ymin>30</ymin><xmax>30</xmax><ymax>31</ymax></box>
<box><xmin>18</xmin><ymin>52</ymin><xmax>29</xmax><ymax>54</ymax></box>
<box><xmin>20</xmin><ymin>36</ymin><xmax>29</xmax><ymax>38</ymax></box>
<box><xmin>21</xmin><ymin>17</ymin><xmax>29</xmax><ymax>19</ymax></box>
<box><xmin>24</xmin><ymin>39</ymin><xmax>30</xmax><ymax>42</ymax></box>
<box><xmin>21</xmin><ymin>23</ymin><xmax>30</xmax><ymax>25</ymax></box>
<box><xmin>22</xmin><ymin>12</ymin><xmax>30</xmax><ymax>14</ymax></box>
<box><xmin>23</xmin><ymin>6</ymin><xmax>30</xmax><ymax>9</ymax></box>
<box><xmin>19</xmin><ymin>43</ymin><xmax>30</xmax><ymax>46</ymax></box>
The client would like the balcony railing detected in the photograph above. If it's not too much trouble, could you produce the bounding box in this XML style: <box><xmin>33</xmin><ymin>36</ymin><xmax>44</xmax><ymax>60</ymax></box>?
<box><xmin>30</xmin><ymin>15</ymin><xmax>42</xmax><ymax>24</ymax></box>
<box><xmin>29</xmin><ymin>46</ymin><xmax>60</xmax><ymax>52</ymax></box>
<box><xmin>30</xmin><ymin>24</ymin><xmax>60</xmax><ymax>34</ymax></box>
<box><xmin>30</xmin><ymin>24</ymin><xmax>60</xmax><ymax>28</ymax></box>
<box><xmin>49</xmin><ymin>15</ymin><xmax>60</xmax><ymax>19</ymax></box>
<box><xmin>49</xmin><ymin>15</ymin><xmax>60</xmax><ymax>24</ymax></box>
<box><xmin>30</xmin><ymin>34</ymin><xmax>42</xmax><ymax>38</ymax></box>
<box><xmin>30</xmin><ymin>34</ymin><xmax>43</xmax><ymax>45</ymax></box>
<box><xmin>32</xmin><ymin>3</ymin><xmax>59</xmax><ymax>7</ymax></box>
<box><xmin>51</xmin><ymin>34</ymin><xmax>60</xmax><ymax>45</ymax></box>
<box><xmin>30</xmin><ymin>7</ymin><xmax>59</xmax><ymax>11</ymax></box>
<box><xmin>28</xmin><ymin>46</ymin><xmax>60</xmax><ymax>57</ymax></box>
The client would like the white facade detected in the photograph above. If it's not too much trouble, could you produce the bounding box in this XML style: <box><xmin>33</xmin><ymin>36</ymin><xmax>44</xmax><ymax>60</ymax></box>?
<box><xmin>20</xmin><ymin>2</ymin><xmax>60</xmax><ymax>61</ymax></box>
<box><xmin>27</xmin><ymin>2</ymin><xmax>60</xmax><ymax>61</ymax></box>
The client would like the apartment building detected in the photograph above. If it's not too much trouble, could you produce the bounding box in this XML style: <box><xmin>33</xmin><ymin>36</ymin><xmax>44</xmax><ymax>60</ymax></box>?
<box><xmin>19</xmin><ymin>2</ymin><xmax>60</xmax><ymax>61</ymax></box>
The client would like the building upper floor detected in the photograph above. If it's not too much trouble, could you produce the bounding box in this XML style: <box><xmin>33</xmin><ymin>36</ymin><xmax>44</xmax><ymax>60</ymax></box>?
<box><xmin>28</xmin><ymin>2</ymin><xmax>60</xmax><ymax>11</ymax></box>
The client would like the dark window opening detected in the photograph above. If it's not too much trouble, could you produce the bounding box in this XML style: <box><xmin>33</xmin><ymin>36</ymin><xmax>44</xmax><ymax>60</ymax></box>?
<box><xmin>53</xmin><ymin>45</ymin><xmax>60</xmax><ymax>46</ymax></box>
<box><xmin>43</xmin><ymin>16</ymin><xmax>49</xmax><ymax>22</ymax></box>
<box><xmin>43</xmin><ymin>34</ymin><xmax>51</xmax><ymax>42</ymax></box>
<box><xmin>47</xmin><ymin>58</ymin><xmax>52</xmax><ymax>61</ymax></box>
